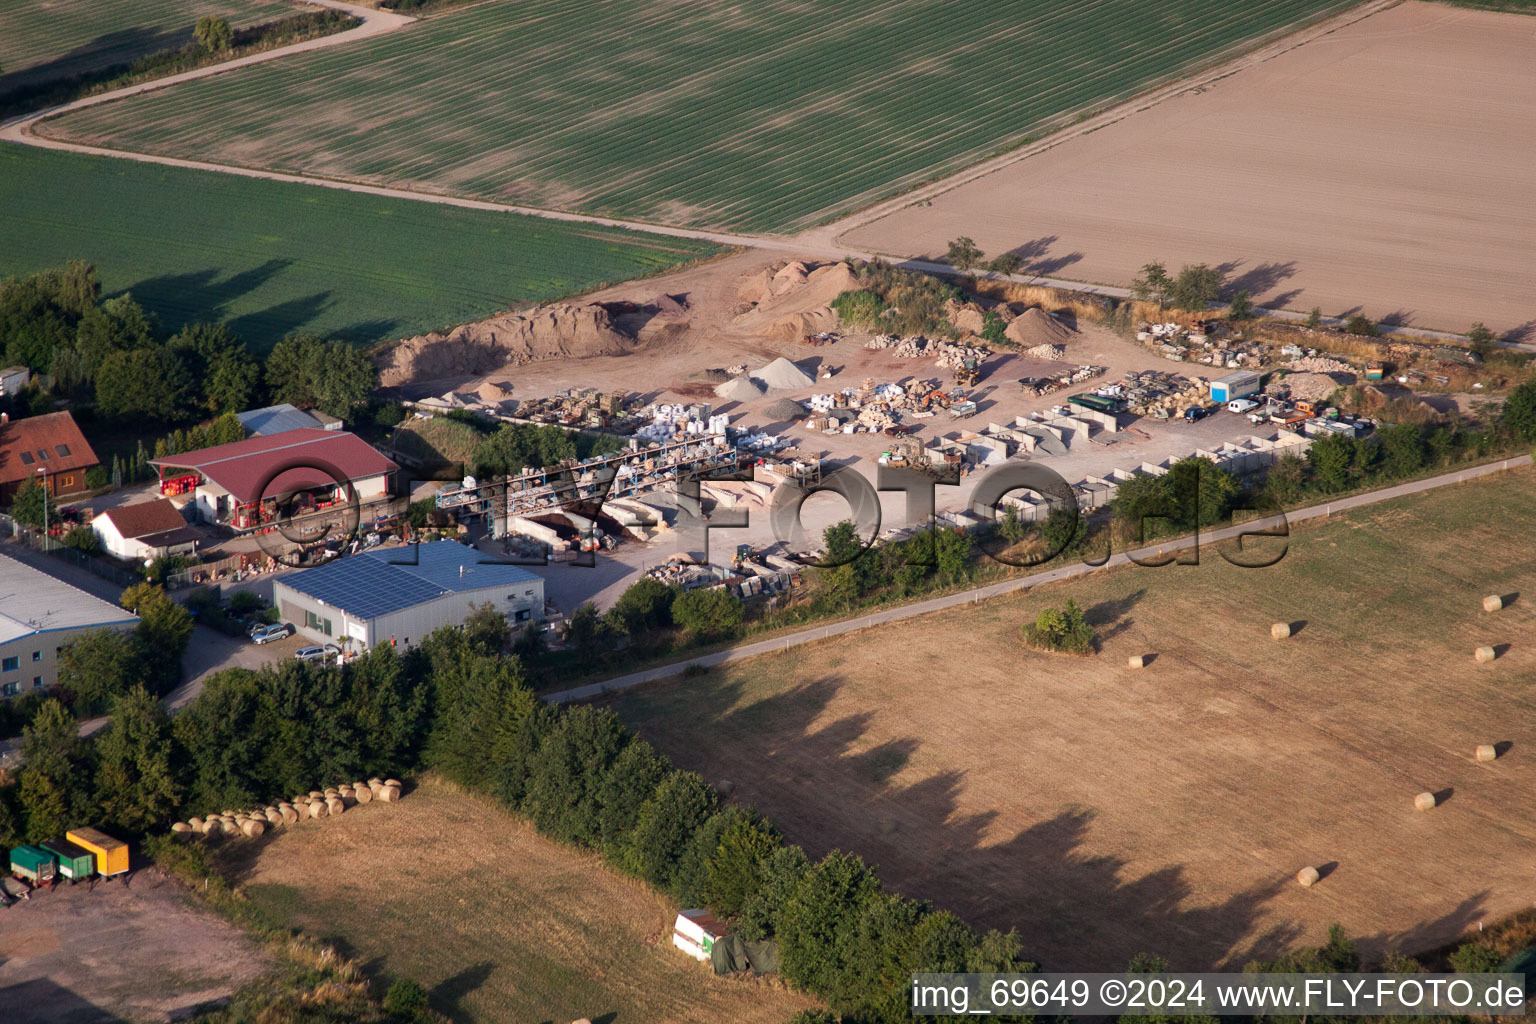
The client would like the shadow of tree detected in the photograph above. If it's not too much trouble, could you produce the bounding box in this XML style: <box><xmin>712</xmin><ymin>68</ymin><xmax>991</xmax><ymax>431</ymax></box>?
<box><xmin>430</xmin><ymin>961</ymin><xmax>496</xmax><ymax>1020</ymax></box>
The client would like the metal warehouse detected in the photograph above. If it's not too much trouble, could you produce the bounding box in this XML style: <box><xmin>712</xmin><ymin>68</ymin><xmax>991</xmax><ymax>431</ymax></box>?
<box><xmin>272</xmin><ymin>541</ymin><xmax>544</xmax><ymax>651</ymax></box>
<box><xmin>0</xmin><ymin>553</ymin><xmax>140</xmax><ymax>698</ymax></box>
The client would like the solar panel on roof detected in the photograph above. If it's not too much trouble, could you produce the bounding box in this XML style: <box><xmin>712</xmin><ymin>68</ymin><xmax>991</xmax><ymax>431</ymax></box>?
<box><xmin>281</xmin><ymin>542</ymin><xmax>540</xmax><ymax>620</ymax></box>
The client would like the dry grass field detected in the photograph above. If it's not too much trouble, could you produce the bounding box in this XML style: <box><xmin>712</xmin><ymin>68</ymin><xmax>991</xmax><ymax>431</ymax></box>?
<box><xmin>218</xmin><ymin>776</ymin><xmax>820</xmax><ymax>1024</ymax></box>
<box><xmin>608</xmin><ymin>467</ymin><xmax>1536</xmax><ymax>972</ymax></box>
<box><xmin>843</xmin><ymin>1</ymin><xmax>1536</xmax><ymax>335</ymax></box>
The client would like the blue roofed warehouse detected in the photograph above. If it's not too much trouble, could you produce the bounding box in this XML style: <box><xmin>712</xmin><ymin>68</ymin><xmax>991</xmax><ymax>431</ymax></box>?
<box><xmin>271</xmin><ymin>541</ymin><xmax>544</xmax><ymax>651</ymax></box>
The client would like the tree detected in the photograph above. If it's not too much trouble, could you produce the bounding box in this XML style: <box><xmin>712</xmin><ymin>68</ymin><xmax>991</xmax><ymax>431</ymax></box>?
<box><xmin>58</xmin><ymin>629</ymin><xmax>149</xmax><ymax>709</ymax></box>
<box><xmin>705</xmin><ymin>807</ymin><xmax>782</xmax><ymax>918</ymax></box>
<box><xmin>988</xmin><ymin>252</ymin><xmax>1022</xmax><ymax>275</ymax></box>
<box><xmin>8</xmin><ymin>478</ymin><xmax>48</xmax><ymax>528</ymax></box>
<box><xmin>1304</xmin><ymin>306</ymin><xmax>1323</xmax><ymax>328</ymax></box>
<box><xmin>1502</xmin><ymin>379</ymin><xmax>1536</xmax><ymax>442</ymax></box>
<box><xmin>266</xmin><ymin>333</ymin><xmax>377</xmax><ymax>419</ymax></box>
<box><xmin>120</xmin><ymin>582</ymin><xmax>194</xmax><ymax>666</ymax></box>
<box><xmin>1341</xmin><ymin>313</ymin><xmax>1379</xmax><ymax>337</ymax></box>
<box><xmin>169</xmin><ymin>323</ymin><xmax>260</xmax><ymax>414</ymax></box>
<box><xmin>777</xmin><ymin>850</ymin><xmax>881</xmax><ymax>995</ymax></box>
<box><xmin>1227</xmin><ymin>289</ymin><xmax>1254</xmax><ymax>320</ymax></box>
<box><xmin>1168</xmin><ymin>263</ymin><xmax>1223</xmax><ymax>312</ymax></box>
<box><xmin>523</xmin><ymin>706</ymin><xmax>630</xmax><ymax>846</ymax></box>
<box><xmin>62</xmin><ymin>525</ymin><xmax>98</xmax><ymax>552</ymax></box>
<box><xmin>460</xmin><ymin>602</ymin><xmax>507</xmax><ymax>654</ymax></box>
<box><xmin>595</xmin><ymin>739</ymin><xmax>670</xmax><ymax>858</ymax></box>
<box><xmin>1466</xmin><ymin>321</ymin><xmax>1497</xmax><ymax>359</ymax></box>
<box><xmin>95</xmin><ymin>686</ymin><xmax>181</xmax><ymax>833</ymax></box>
<box><xmin>1020</xmin><ymin>597</ymin><xmax>1095</xmax><ymax>655</ymax></box>
<box><xmin>931</xmin><ymin>526</ymin><xmax>972</xmax><ymax>583</ymax></box>
<box><xmin>194</xmin><ymin>15</ymin><xmax>234</xmax><ymax>52</ymax></box>
<box><xmin>1306</xmin><ymin>432</ymin><xmax>1356</xmax><ymax>492</ymax></box>
<box><xmin>1263</xmin><ymin>454</ymin><xmax>1308</xmax><ymax>505</ymax></box>
<box><xmin>95</xmin><ymin>347</ymin><xmax>194</xmax><ymax>421</ymax></box>
<box><xmin>739</xmin><ymin>843</ymin><xmax>811</xmax><ymax>941</ymax></box>
<box><xmin>622</xmin><ymin>770</ymin><xmax>720</xmax><ymax>895</ymax></box>
<box><xmin>609</xmin><ymin>577</ymin><xmax>676</xmax><ymax>634</ymax></box>
<box><xmin>944</xmin><ymin>237</ymin><xmax>983</xmax><ymax>272</ymax></box>
<box><xmin>672</xmin><ymin>587</ymin><xmax>743</xmax><ymax>638</ymax></box>
<box><xmin>1131</xmin><ymin>261</ymin><xmax>1171</xmax><ymax>310</ymax></box>
<box><xmin>18</xmin><ymin>699</ymin><xmax>88</xmax><ymax>840</ymax></box>
<box><xmin>1377</xmin><ymin>422</ymin><xmax>1424</xmax><ymax>478</ymax></box>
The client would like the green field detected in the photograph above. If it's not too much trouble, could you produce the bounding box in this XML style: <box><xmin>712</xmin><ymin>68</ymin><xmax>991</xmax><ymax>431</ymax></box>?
<box><xmin>0</xmin><ymin>145</ymin><xmax>722</xmax><ymax>351</ymax></box>
<box><xmin>43</xmin><ymin>0</ymin><xmax>1358</xmax><ymax>233</ymax></box>
<box><xmin>0</xmin><ymin>0</ymin><xmax>300</xmax><ymax>96</ymax></box>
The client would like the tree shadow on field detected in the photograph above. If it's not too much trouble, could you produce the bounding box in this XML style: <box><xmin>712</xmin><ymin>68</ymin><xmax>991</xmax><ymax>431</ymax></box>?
<box><xmin>0</xmin><ymin>26</ymin><xmax>190</xmax><ymax>99</ymax></box>
<box><xmin>1005</xmin><ymin>235</ymin><xmax>1084</xmax><ymax>277</ymax></box>
<box><xmin>1085</xmin><ymin>587</ymin><xmax>1145</xmax><ymax>644</ymax></box>
<box><xmin>1214</xmin><ymin>260</ymin><xmax>1297</xmax><ymax>299</ymax></box>
<box><xmin>1356</xmin><ymin>891</ymin><xmax>1492</xmax><ymax>963</ymax></box>
<box><xmin>430</xmin><ymin>961</ymin><xmax>496</xmax><ymax>1020</ymax></box>
<box><xmin>610</xmin><ymin>671</ymin><xmax>1308</xmax><ymax>972</ymax></box>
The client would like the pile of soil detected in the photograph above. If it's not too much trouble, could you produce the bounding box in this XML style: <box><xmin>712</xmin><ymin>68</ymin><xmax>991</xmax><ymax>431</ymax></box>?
<box><xmin>689</xmin><ymin>368</ymin><xmax>732</xmax><ymax>383</ymax></box>
<box><xmin>715</xmin><ymin>375</ymin><xmax>767</xmax><ymax>401</ymax></box>
<box><xmin>752</xmin><ymin>356</ymin><xmax>816</xmax><ymax>390</ymax></box>
<box><xmin>733</xmin><ymin>260</ymin><xmax>859</xmax><ymax>341</ymax></box>
<box><xmin>1285</xmin><ymin>372</ymin><xmax>1350</xmax><ymax>401</ymax></box>
<box><xmin>379</xmin><ymin>302</ymin><xmax>632</xmax><ymax>387</ymax></box>
<box><xmin>764</xmin><ymin>398</ymin><xmax>807</xmax><ymax>420</ymax></box>
<box><xmin>1004</xmin><ymin>307</ymin><xmax>1074</xmax><ymax>348</ymax></box>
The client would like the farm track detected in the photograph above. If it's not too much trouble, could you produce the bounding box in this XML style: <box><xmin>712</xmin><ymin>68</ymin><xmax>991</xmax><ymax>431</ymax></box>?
<box><xmin>2</xmin><ymin>0</ymin><xmax>1503</xmax><ymax>349</ymax></box>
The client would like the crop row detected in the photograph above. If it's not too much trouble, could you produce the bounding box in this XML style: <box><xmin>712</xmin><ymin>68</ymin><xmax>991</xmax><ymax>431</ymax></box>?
<box><xmin>46</xmin><ymin>0</ymin><xmax>1357</xmax><ymax>232</ymax></box>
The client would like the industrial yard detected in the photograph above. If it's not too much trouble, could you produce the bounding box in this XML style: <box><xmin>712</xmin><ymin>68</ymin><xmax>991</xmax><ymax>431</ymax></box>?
<box><xmin>607</xmin><ymin>467</ymin><xmax>1536</xmax><ymax>971</ymax></box>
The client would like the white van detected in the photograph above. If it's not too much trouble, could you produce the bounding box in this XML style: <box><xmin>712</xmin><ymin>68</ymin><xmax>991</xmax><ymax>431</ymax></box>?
<box><xmin>1227</xmin><ymin>398</ymin><xmax>1259</xmax><ymax>414</ymax></box>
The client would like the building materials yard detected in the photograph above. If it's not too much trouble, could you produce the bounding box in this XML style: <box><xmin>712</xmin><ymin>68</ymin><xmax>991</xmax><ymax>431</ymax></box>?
<box><xmin>606</xmin><ymin>467</ymin><xmax>1536</xmax><ymax>971</ymax></box>
<box><xmin>842</xmin><ymin>1</ymin><xmax>1536</xmax><ymax>334</ymax></box>
<box><xmin>217</xmin><ymin>775</ymin><xmax>820</xmax><ymax>1024</ymax></box>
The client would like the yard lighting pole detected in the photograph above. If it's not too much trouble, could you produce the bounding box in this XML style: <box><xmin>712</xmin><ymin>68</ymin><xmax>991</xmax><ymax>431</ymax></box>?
<box><xmin>37</xmin><ymin>465</ymin><xmax>47</xmax><ymax>548</ymax></box>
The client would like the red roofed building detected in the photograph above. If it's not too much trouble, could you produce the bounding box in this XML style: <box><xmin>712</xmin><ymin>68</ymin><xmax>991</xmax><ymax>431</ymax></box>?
<box><xmin>0</xmin><ymin>411</ymin><xmax>99</xmax><ymax>504</ymax></box>
<box><xmin>92</xmin><ymin>498</ymin><xmax>201</xmax><ymax>562</ymax></box>
<box><xmin>149</xmin><ymin>429</ymin><xmax>398</xmax><ymax>530</ymax></box>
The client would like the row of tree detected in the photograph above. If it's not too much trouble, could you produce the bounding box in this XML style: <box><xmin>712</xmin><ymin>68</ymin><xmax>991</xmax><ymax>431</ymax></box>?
<box><xmin>0</xmin><ymin>262</ymin><xmax>376</xmax><ymax>425</ymax></box>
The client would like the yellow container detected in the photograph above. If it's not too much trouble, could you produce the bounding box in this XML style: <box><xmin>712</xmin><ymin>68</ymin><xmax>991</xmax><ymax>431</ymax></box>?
<box><xmin>66</xmin><ymin>827</ymin><xmax>129</xmax><ymax>877</ymax></box>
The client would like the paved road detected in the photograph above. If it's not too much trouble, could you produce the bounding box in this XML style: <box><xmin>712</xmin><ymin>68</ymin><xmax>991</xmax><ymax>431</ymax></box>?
<box><xmin>544</xmin><ymin>454</ymin><xmax>1534</xmax><ymax>703</ymax></box>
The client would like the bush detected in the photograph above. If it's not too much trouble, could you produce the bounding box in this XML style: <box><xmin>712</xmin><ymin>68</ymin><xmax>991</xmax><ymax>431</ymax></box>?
<box><xmin>1020</xmin><ymin>598</ymin><xmax>1096</xmax><ymax>655</ymax></box>
<box><xmin>672</xmin><ymin>587</ymin><xmax>743</xmax><ymax>639</ymax></box>
<box><xmin>830</xmin><ymin>289</ymin><xmax>888</xmax><ymax>328</ymax></box>
<box><xmin>383</xmin><ymin>978</ymin><xmax>429</xmax><ymax>1020</ymax></box>
<box><xmin>1342</xmin><ymin>313</ymin><xmax>1379</xmax><ymax>337</ymax></box>
<box><xmin>62</xmin><ymin>525</ymin><xmax>98</xmax><ymax>552</ymax></box>
<box><xmin>1449</xmin><ymin>942</ymin><xmax>1504</xmax><ymax>974</ymax></box>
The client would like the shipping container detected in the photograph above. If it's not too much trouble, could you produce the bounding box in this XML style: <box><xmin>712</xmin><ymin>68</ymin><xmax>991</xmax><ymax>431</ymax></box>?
<box><xmin>41</xmin><ymin>837</ymin><xmax>95</xmax><ymax>883</ymax></box>
<box><xmin>67</xmin><ymin>827</ymin><xmax>129</xmax><ymax>878</ymax></box>
<box><xmin>10</xmin><ymin>845</ymin><xmax>57</xmax><ymax>885</ymax></box>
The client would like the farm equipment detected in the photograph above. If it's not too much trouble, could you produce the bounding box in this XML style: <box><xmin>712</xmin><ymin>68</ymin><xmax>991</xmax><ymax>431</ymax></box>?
<box><xmin>955</xmin><ymin>356</ymin><xmax>981</xmax><ymax>387</ymax></box>
<box><xmin>10</xmin><ymin>845</ymin><xmax>57</xmax><ymax>888</ymax></box>
<box><xmin>41</xmin><ymin>836</ymin><xmax>96</xmax><ymax>884</ymax></box>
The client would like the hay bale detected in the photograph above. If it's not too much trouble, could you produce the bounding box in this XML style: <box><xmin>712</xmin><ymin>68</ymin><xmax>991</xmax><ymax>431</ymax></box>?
<box><xmin>308</xmin><ymin>800</ymin><xmax>327</xmax><ymax>819</ymax></box>
<box><xmin>171</xmin><ymin>821</ymin><xmax>191</xmax><ymax>834</ymax></box>
<box><xmin>188</xmin><ymin>816</ymin><xmax>204</xmax><ymax>831</ymax></box>
<box><xmin>384</xmin><ymin>779</ymin><xmax>401</xmax><ymax>789</ymax></box>
<box><xmin>1483</xmin><ymin>595</ymin><xmax>1503</xmax><ymax>612</ymax></box>
<box><xmin>367</xmin><ymin>777</ymin><xmax>383</xmax><ymax>788</ymax></box>
<box><xmin>1475</xmin><ymin>645</ymin><xmax>1497</xmax><ymax>663</ymax></box>
<box><xmin>241</xmin><ymin>819</ymin><xmax>266</xmax><ymax>839</ymax></box>
<box><xmin>338</xmin><ymin>784</ymin><xmax>354</xmax><ymax>798</ymax></box>
<box><xmin>1414</xmin><ymin>791</ymin><xmax>1437</xmax><ymax>811</ymax></box>
<box><xmin>199</xmin><ymin>818</ymin><xmax>219</xmax><ymax>835</ymax></box>
<box><xmin>1296</xmin><ymin>866</ymin><xmax>1320</xmax><ymax>888</ymax></box>
<box><xmin>309</xmin><ymin>790</ymin><xmax>324</xmax><ymax>800</ymax></box>
<box><xmin>352</xmin><ymin>782</ymin><xmax>373</xmax><ymax>805</ymax></box>
<box><xmin>1270</xmin><ymin>622</ymin><xmax>1291</xmax><ymax>639</ymax></box>
<box><xmin>378</xmin><ymin>784</ymin><xmax>400</xmax><ymax>803</ymax></box>
<box><xmin>280</xmin><ymin>804</ymin><xmax>299</xmax><ymax>824</ymax></box>
<box><xmin>1476</xmin><ymin>744</ymin><xmax>1499</xmax><ymax>763</ymax></box>
<box><xmin>264</xmin><ymin>808</ymin><xmax>283</xmax><ymax>825</ymax></box>
<box><xmin>1128</xmin><ymin>654</ymin><xmax>1147</xmax><ymax>669</ymax></box>
<box><xmin>326</xmin><ymin>797</ymin><xmax>344</xmax><ymax>816</ymax></box>
<box><xmin>220</xmin><ymin>819</ymin><xmax>240</xmax><ymax>836</ymax></box>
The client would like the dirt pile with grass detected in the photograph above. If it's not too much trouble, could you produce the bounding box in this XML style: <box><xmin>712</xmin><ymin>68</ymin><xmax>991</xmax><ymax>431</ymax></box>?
<box><xmin>380</xmin><ymin>302</ymin><xmax>633</xmax><ymax>387</ymax></box>
<box><xmin>733</xmin><ymin>259</ymin><xmax>859</xmax><ymax>341</ymax></box>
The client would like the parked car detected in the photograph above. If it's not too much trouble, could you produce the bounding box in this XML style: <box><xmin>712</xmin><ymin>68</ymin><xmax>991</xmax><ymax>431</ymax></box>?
<box><xmin>251</xmin><ymin>623</ymin><xmax>290</xmax><ymax>645</ymax></box>
<box><xmin>294</xmin><ymin>645</ymin><xmax>328</xmax><ymax>662</ymax></box>
<box><xmin>1227</xmin><ymin>398</ymin><xmax>1259</xmax><ymax>414</ymax></box>
<box><xmin>1183</xmin><ymin>406</ymin><xmax>1209</xmax><ymax>422</ymax></box>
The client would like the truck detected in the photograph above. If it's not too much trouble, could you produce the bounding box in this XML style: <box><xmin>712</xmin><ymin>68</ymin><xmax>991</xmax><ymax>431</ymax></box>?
<box><xmin>41</xmin><ymin>837</ymin><xmax>95</xmax><ymax>884</ymax></box>
<box><xmin>9</xmin><ymin>845</ymin><xmax>57</xmax><ymax>887</ymax></box>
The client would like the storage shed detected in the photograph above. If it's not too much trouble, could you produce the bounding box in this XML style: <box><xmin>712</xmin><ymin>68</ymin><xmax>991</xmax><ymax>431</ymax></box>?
<box><xmin>67</xmin><ymin>827</ymin><xmax>129</xmax><ymax>878</ymax></box>
<box><xmin>40</xmin><ymin>836</ymin><xmax>94</xmax><ymax>882</ymax></box>
<box><xmin>673</xmin><ymin>908</ymin><xmax>727</xmax><ymax>961</ymax></box>
<box><xmin>1210</xmin><ymin>370</ymin><xmax>1261</xmax><ymax>404</ymax></box>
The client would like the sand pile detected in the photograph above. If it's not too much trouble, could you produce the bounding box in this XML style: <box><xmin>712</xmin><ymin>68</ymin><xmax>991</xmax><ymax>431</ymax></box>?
<box><xmin>380</xmin><ymin>303</ymin><xmax>631</xmax><ymax>387</ymax></box>
<box><xmin>763</xmin><ymin>398</ymin><xmax>807</xmax><ymax>420</ymax></box>
<box><xmin>689</xmin><ymin>368</ymin><xmax>731</xmax><ymax>384</ymax></box>
<box><xmin>733</xmin><ymin>260</ymin><xmax>859</xmax><ymax>341</ymax></box>
<box><xmin>752</xmin><ymin>356</ymin><xmax>815</xmax><ymax>390</ymax></box>
<box><xmin>714</xmin><ymin>375</ymin><xmax>766</xmax><ymax>401</ymax></box>
<box><xmin>1004</xmin><ymin>307</ymin><xmax>1073</xmax><ymax>348</ymax></box>
<box><xmin>1284</xmin><ymin>372</ymin><xmax>1346</xmax><ymax>401</ymax></box>
<box><xmin>946</xmin><ymin>299</ymin><xmax>989</xmax><ymax>336</ymax></box>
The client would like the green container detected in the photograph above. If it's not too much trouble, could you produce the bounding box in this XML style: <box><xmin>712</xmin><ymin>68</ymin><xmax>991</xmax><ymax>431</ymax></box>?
<box><xmin>9</xmin><ymin>845</ymin><xmax>57</xmax><ymax>884</ymax></box>
<box><xmin>40</xmin><ymin>837</ymin><xmax>95</xmax><ymax>882</ymax></box>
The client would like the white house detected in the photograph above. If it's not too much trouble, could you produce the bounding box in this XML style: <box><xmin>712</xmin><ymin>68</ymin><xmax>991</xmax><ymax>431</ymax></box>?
<box><xmin>91</xmin><ymin>499</ymin><xmax>200</xmax><ymax>562</ymax></box>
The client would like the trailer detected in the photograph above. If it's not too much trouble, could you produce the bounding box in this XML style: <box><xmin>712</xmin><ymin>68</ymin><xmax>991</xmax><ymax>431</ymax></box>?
<box><xmin>41</xmin><ymin>837</ymin><xmax>95</xmax><ymax>884</ymax></box>
<box><xmin>67</xmin><ymin>827</ymin><xmax>129</xmax><ymax>880</ymax></box>
<box><xmin>10</xmin><ymin>845</ymin><xmax>57</xmax><ymax>887</ymax></box>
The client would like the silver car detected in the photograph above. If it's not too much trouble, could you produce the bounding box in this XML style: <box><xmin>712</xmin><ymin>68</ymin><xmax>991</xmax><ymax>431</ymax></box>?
<box><xmin>250</xmin><ymin>624</ymin><xmax>290</xmax><ymax>645</ymax></box>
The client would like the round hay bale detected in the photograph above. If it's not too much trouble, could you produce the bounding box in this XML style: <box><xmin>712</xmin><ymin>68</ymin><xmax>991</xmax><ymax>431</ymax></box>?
<box><xmin>1475</xmin><ymin>645</ymin><xmax>1497</xmax><ymax>663</ymax></box>
<box><xmin>326</xmin><ymin>797</ymin><xmax>344</xmax><ymax>816</ymax></box>
<box><xmin>378</xmin><ymin>784</ymin><xmax>400</xmax><ymax>803</ymax></box>
<box><xmin>171</xmin><ymin>821</ymin><xmax>191</xmax><ymax>834</ymax></box>
<box><xmin>384</xmin><ymin>779</ymin><xmax>401</xmax><ymax>789</ymax></box>
<box><xmin>293</xmin><ymin>795</ymin><xmax>308</xmax><ymax>806</ymax></box>
<box><xmin>1414</xmin><ymin>791</ymin><xmax>1437</xmax><ymax>812</ymax></box>
<box><xmin>1270</xmin><ymin>622</ymin><xmax>1291</xmax><ymax>640</ymax></box>
<box><xmin>308</xmin><ymin>800</ymin><xmax>327</xmax><ymax>819</ymax></box>
<box><xmin>220</xmin><ymin>819</ymin><xmax>241</xmax><ymax>836</ymax></box>
<box><xmin>221</xmin><ymin>809</ymin><xmax>235</xmax><ymax>818</ymax></box>
<box><xmin>1476</xmin><ymin>744</ymin><xmax>1499</xmax><ymax>763</ymax></box>
<box><xmin>1296</xmin><ymin>866</ymin><xmax>1320</xmax><ymax>888</ymax></box>
<box><xmin>280</xmin><ymin>804</ymin><xmax>299</xmax><ymax>824</ymax></box>
<box><xmin>264</xmin><ymin>808</ymin><xmax>283</xmax><ymax>825</ymax></box>
<box><xmin>367</xmin><ymin>777</ymin><xmax>383</xmax><ymax>789</ymax></box>
<box><xmin>309</xmin><ymin>790</ymin><xmax>324</xmax><ymax>800</ymax></box>
<box><xmin>1128</xmin><ymin>654</ymin><xmax>1147</xmax><ymax>669</ymax></box>
<box><xmin>241</xmin><ymin>819</ymin><xmax>265</xmax><ymax>839</ymax></box>
<box><xmin>1483</xmin><ymin>595</ymin><xmax>1503</xmax><ymax>613</ymax></box>
<box><xmin>338</xmin><ymin>784</ymin><xmax>354</xmax><ymax>798</ymax></box>
<box><xmin>352</xmin><ymin>783</ymin><xmax>373</xmax><ymax>805</ymax></box>
<box><xmin>188</xmin><ymin>816</ymin><xmax>204</xmax><ymax>831</ymax></box>
<box><xmin>199</xmin><ymin>818</ymin><xmax>219</xmax><ymax>835</ymax></box>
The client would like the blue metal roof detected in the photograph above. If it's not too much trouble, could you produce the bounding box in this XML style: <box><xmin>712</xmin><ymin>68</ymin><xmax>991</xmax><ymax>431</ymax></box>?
<box><xmin>280</xmin><ymin>541</ymin><xmax>541</xmax><ymax>620</ymax></box>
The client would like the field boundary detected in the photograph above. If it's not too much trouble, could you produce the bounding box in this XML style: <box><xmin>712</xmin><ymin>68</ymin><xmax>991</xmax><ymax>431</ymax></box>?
<box><xmin>546</xmin><ymin>453</ymin><xmax>1533</xmax><ymax>703</ymax></box>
